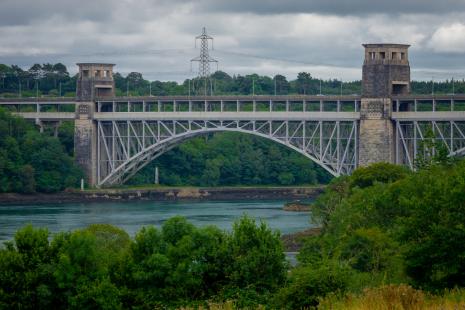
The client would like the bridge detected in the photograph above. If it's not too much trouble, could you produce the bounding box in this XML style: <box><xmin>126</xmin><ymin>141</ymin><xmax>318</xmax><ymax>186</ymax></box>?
<box><xmin>1</xmin><ymin>44</ymin><xmax>465</xmax><ymax>187</ymax></box>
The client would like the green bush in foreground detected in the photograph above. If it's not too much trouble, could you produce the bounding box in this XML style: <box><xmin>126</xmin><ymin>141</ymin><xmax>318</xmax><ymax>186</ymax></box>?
<box><xmin>299</xmin><ymin>159</ymin><xmax>465</xmax><ymax>303</ymax></box>
<box><xmin>0</xmin><ymin>216</ymin><xmax>287</xmax><ymax>309</ymax></box>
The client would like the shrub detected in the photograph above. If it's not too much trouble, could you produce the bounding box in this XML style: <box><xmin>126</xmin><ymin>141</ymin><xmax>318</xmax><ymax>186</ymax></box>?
<box><xmin>274</xmin><ymin>261</ymin><xmax>351</xmax><ymax>309</ymax></box>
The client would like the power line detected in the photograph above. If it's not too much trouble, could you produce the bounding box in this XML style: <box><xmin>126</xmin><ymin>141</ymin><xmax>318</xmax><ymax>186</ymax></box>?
<box><xmin>215</xmin><ymin>49</ymin><xmax>353</xmax><ymax>69</ymax></box>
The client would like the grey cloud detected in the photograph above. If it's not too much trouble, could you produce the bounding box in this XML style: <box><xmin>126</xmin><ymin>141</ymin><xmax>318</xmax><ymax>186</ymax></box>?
<box><xmin>196</xmin><ymin>0</ymin><xmax>465</xmax><ymax>15</ymax></box>
<box><xmin>0</xmin><ymin>0</ymin><xmax>182</xmax><ymax>26</ymax></box>
<box><xmin>0</xmin><ymin>0</ymin><xmax>120</xmax><ymax>26</ymax></box>
<box><xmin>1</xmin><ymin>0</ymin><xmax>465</xmax><ymax>82</ymax></box>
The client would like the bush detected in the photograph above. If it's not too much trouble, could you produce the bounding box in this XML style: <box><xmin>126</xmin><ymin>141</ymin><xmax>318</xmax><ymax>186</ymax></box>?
<box><xmin>395</xmin><ymin>162</ymin><xmax>465</xmax><ymax>290</ymax></box>
<box><xmin>225</xmin><ymin>216</ymin><xmax>287</xmax><ymax>293</ymax></box>
<box><xmin>274</xmin><ymin>261</ymin><xmax>351</xmax><ymax>309</ymax></box>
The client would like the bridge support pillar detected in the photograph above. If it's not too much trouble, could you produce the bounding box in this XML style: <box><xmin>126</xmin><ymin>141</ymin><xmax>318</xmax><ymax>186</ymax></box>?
<box><xmin>358</xmin><ymin>98</ymin><xmax>395</xmax><ymax>166</ymax></box>
<box><xmin>74</xmin><ymin>102</ymin><xmax>97</xmax><ymax>187</ymax></box>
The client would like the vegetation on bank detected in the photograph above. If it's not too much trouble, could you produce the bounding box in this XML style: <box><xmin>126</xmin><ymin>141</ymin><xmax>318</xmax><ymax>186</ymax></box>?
<box><xmin>0</xmin><ymin>108</ymin><xmax>81</xmax><ymax>193</ymax></box>
<box><xmin>1</xmin><ymin>63</ymin><xmax>464</xmax><ymax>98</ymax></box>
<box><xmin>2</xmin><ymin>159</ymin><xmax>465</xmax><ymax>308</ymax></box>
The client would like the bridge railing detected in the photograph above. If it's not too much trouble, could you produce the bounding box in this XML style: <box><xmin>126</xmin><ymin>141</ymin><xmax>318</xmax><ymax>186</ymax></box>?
<box><xmin>392</xmin><ymin>95</ymin><xmax>465</xmax><ymax>113</ymax></box>
<box><xmin>0</xmin><ymin>99</ymin><xmax>76</xmax><ymax>114</ymax></box>
<box><xmin>96</xmin><ymin>96</ymin><xmax>361</xmax><ymax>114</ymax></box>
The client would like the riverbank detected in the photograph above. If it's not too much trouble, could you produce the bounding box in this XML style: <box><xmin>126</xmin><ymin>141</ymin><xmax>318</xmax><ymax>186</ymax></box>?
<box><xmin>0</xmin><ymin>186</ymin><xmax>325</xmax><ymax>205</ymax></box>
<box><xmin>281</xmin><ymin>227</ymin><xmax>322</xmax><ymax>251</ymax></box>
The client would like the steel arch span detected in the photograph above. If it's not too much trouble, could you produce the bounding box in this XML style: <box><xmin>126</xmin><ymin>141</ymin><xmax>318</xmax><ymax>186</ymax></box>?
<box><xmin>96</xmin><ymin>119</ymin><xmax>358</xmax><ymax>187</ymax></box>
<box><xmin>395</xmin><ymin>120</ymin><xmax>465</xmax><ymax>169</ymax></box>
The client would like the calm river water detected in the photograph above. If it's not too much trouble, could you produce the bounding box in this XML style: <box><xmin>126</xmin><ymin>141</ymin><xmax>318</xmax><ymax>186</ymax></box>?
<box><xmin>0</xmin><ymin>200</ymin><xmax>314</xmax><ymax>243</ymax></box>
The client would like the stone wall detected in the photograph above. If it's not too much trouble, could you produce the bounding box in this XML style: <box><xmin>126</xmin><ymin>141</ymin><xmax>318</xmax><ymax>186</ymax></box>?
<box><xmin>74</xmin><ymin>103</ymin><xmax>97</xmax><ymax>186</ymax></box>
<box><xmin>358</xmin><ymin>98</ymin><xmax>395</xmax><ymax>166</ymax></box>
<box><xmin>362</xmin><ymin>64</ymin><xmax>410</xmax><ymax>97</ymax></box>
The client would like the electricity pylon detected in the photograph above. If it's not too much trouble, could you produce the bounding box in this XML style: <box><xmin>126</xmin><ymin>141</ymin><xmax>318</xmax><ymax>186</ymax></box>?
<box><xmin>191</xmin><ymin>27</ymin><xmax>218</xmax><ymax>96</ymax></box>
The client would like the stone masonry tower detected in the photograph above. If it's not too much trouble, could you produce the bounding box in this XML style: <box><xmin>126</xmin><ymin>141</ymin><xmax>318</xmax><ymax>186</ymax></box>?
<box><xmin>75</xmin><ymin>63</ymin><xmax>115</xmax><ymax>187</ymax></box>
<box><xmin>359</xmin><ymin>44</ymin><xmax>410</xmax><ymax>166</ymax></box>
<box><xmin>76</xmin><ymin>63</ymin><xmax>115</xmax><ymax>101</ymax></box>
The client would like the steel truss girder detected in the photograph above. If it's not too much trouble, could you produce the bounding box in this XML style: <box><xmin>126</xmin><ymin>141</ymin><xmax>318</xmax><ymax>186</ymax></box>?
<box><xmin>395</xmin><ymin>120</ymin><xmax>465</xmax><ymax>169</ymax></box>
<box><xmin>96</xmin><ymin>120</ymin><xmax>358</xmax><ymax>187</ymax></box>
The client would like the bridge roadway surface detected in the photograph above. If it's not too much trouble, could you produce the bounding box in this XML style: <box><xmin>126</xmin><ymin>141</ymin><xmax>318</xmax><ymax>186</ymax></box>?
<box><xmin>2</xmin><ymin>94</ymin><xmax>465</xmax><ymax>121</ymax></box>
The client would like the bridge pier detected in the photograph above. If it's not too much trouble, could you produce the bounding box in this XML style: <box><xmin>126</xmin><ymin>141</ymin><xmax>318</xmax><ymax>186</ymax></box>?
<box><xmin>358</xmin><ymin>43</ymin><xmax>411</xmax><ymax>167</ymax></box>
<box><xmin>74</xmin><ymin>63</ymin><xmax>116</xmax><ymax>187</ymax></box>
<box><xmin>358</xmin><ymin>98</ymin><xmax>395</xmax><ymax>166</ymax></box>
<box><xmin>74</xmin><ymin>102</ymin><xmax>97</xmax><ymax>187</ymax></box>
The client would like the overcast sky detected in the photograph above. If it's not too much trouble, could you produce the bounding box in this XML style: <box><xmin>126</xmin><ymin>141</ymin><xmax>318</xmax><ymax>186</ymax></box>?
<box><xmin>1</xmin><ymin>0</ymin><xmax>465</xmax><ymax>82</ymax></box>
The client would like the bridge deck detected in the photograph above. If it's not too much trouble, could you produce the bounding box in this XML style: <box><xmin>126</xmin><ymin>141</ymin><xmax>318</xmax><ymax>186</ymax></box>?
<box><xmin>2</xmin><ymin>95</ymin><xmax>465</xmax><ymax>122</ymax></box>
<box><xmin>392</xmin><ymin>111</ymin><xmax>465</xmax><ymax>121</ymax></box>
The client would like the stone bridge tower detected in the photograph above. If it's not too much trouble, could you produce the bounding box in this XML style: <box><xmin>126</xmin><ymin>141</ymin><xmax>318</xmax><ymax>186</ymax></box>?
<box><xmin>359</xmin><ymin>43</ymin><xmax>410</xmax><ymax>166</ymax></box>
<box><xmin>74</xmin><ymin>63</ymin><xmax>115</xmax><ymax>186</ymax></box>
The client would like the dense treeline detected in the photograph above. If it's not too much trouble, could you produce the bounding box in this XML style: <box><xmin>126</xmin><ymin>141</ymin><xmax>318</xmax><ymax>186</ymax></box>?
<box><xmin>2</xmin><ymin>160</ymin><xmax>465</xmax><ymax>308</ymax></box>
<box><xmin>0</xmin><ymin>63</ymin><xmax>76</xmax><ymax>97</ymax></box>
<box><xmin>129</xmin><ymin>132</ymin><xmax>332</xmax><ymax>187</ymax></box>
<box><xmin>0</xmin><ymin>108</ymin><xmax>81</xmax><ymax>193</ymax></box>
<box><xmin>0</xmin><ymin>216</ymin><xmax>287</xmax><ymax>309</ymax></box>
<box><xmin>2</xmin><ymin>63</ymin><xmax>465</xmax><ymax>98</ymax></box>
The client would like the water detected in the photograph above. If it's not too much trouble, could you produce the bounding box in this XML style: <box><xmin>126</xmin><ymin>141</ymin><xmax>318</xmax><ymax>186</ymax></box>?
<box><xmin>0</xmin><ymin>200</ymin><xmax>314</xmax><ymax>243</ymax></box>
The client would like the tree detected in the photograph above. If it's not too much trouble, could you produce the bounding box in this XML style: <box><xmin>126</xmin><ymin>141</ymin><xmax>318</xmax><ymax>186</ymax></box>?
<box><xmin>225</xmin><ymin>216</ymin><xmax>287</xmax><ymax>293</ymax></box>
<box><xmin>0</xmin><ymin>225</ymin><xmax>54</xmax><ymax>309</ymax></box>
<box><xmin>414</xmin><ymin>128</ymin><xmax>453</xmax><ymax>169</ymax></box>
<box><xmin>273</xmin><ymin>74</ymin><xmax>289</xmax><ymax>95</ymax></box>
<box><xmin>296</xmin><ymin>72</ymin><xmax>312</xmax><ymax>94</ymax></box>
<box><xmin>274</xmin><ymin>262</ymin><xmax>350</xmax><ymax>309</ymax></box>
<box><xmin>18</xmin><ymin>164</ymin><xmax>35</xmax><ymax>193</ymax></box>
<box><xmin>396</xmin><ymin>162</ymin><xmax>465</xmax><ymax>290</ymax></box>
<box><xmin>0</xmin><ymin>108</ymin><xmax>82</xmax><ymax>193</ymax></box>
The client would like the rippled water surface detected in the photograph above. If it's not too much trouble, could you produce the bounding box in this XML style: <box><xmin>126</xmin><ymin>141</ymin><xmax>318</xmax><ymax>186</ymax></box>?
<box><xmin>0</xmin><ymin>200</ymin><xmax>314</xmax><ymax>242</ymax></box>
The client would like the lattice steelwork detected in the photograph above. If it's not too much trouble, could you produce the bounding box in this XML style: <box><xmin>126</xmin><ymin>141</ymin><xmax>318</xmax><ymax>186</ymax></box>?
<box><xmin>395</xmin><ymin>120</ymin><xmax>465</xmax><ymax>169</ymax></box>
<box><xmin>97</xmin><ymin>120</ymin><xmax>358</xmax><ymax>186</ymax></box>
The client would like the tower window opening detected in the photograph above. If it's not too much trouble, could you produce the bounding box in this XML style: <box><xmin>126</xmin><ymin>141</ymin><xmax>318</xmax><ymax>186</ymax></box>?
<box><xmin>369</xmin><ymin>52</ymin><xmax>375</xmax><ymax>60</ymax></box>
<box><xmin>392</xmin><ymin>52</ymin><xmax>398</xmax><ymax>60</ymax></box>
<box><xmin>401</xmin><ymin>52</ymin><xmax>405</xmax><ymax>60</ymax></box>
<box><xmin>82</xmin><ymin>70</ymin><xmax>89</xmax><ymax>78</ymax></box>
<box><xmin>380</xmin><ymin>52</ymin><xmax>386</xmax><ymax>59</ymax></box>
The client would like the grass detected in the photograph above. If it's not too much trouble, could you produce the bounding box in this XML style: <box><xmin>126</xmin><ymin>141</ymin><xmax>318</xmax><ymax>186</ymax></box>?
<box><xmin>179</xmin><ymin>301</ymin><xmax>265</xmax><ymax>310</ymax></box>
<box><xmin>318</xmin><ymin>284</ymin><xmax>465</xmax><ymax>310</ymax></box>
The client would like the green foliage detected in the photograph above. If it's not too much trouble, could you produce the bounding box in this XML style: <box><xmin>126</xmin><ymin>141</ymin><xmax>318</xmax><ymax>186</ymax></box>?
<box><xmin>340</xmin><ymin>227</ymin><xmax>400</xmax><ymax>273</ymax></box>
<box><xmin>129</xmin><ymin>132</ymin><xmax>331</xmax><ymax>187</ymax></box>
<box><xmin>2</xmin><ymin>63</ymin><xmax>465</xmax><ymax>98</ymax></box>
<box><xmin>274</xmin><ymin>261</ymin><xmax>351</xmax><ymax>309</ymax></box>
<box><xmin>0</xmin><ymin>225</ymin><xmax>54</xmax><ymax>309</ymax></box>
<box><xmin>414</xmin><ymin>128</ymin><xmax>455</xmax><ymax>170</ymax></box>
<box><xmin>395</xmin><ymin>162</ymin><xmax>465</xmax><ymax>290</ymax></box>
<box><xmin>0</xmin><ymin>108</ymin><xmax>82</xmax><ymax>193</ymax></box>
<box><xmin>225</xmin><ymin>216</ymin><xmax>287</xmax><ymax>293</ymax></box>
<box><xmin>0</xmin><ymin>216</ymin><xmax>287</xmax><ymax>308</ymax></box>
<box><xmin>349</xmin><ymin>162</ymin><xmax>410</xmax><ymax>189</ymax></box>
<box><xmin>297</xmin><ymin>159</ymin><xmax>465</xmax><ymax>309</ymax></box>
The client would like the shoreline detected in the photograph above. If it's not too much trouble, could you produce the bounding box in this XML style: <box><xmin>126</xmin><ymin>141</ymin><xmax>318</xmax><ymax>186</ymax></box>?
<box><xmin>281</xmin><ymin>227</ymin><xmax>322</xmax><ymax>252</ymax></box>
<box><xmin>0</xmin><ymin>186</ymin><xmax>325</xmax><ymax>205</ymax></box>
